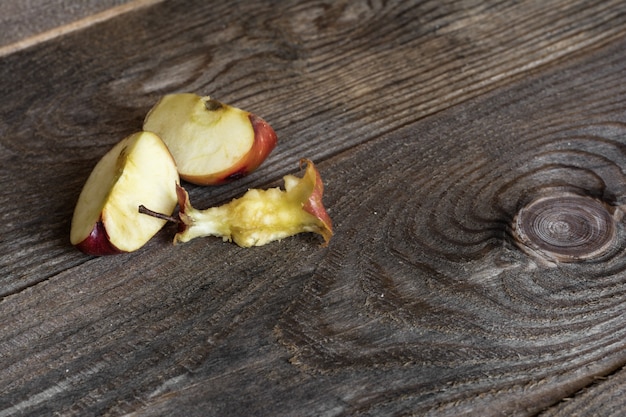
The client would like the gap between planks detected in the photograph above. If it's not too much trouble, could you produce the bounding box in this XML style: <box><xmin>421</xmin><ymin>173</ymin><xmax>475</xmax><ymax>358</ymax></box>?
<box><xmin>0</xmin><ymin>0</ymin><xmax>165</xmax><ymax>58</ymax></box>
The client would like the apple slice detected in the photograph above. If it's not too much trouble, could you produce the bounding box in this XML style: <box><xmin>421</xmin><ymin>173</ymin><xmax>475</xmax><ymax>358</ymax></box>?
<box><xmin>143</xmin><ymin>93</ymin><xmax>277</xmax><ymax>185</ymax></box>
<box><xmin>167</xmin><ymin>159</ymin><xmax>333</xmax><ymax>247</ymax></box>
<box><xmin>70</xmin><ymin>131</ymin><xmax>179</xmax><ymax>255</ymax></box>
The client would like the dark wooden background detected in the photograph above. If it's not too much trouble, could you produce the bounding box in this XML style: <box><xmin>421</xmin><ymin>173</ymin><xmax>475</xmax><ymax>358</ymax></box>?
<box><xmin>2</xmin><ymin>0</ymin><xmax>626</xmax><ymax>415</ymax></box>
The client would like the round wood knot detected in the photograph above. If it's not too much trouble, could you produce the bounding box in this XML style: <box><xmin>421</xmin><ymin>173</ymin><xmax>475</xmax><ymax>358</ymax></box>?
<box><xmin>513</xmin><ymin>194</ymin><xmax>617</xmax><ymax>263</ymax></box>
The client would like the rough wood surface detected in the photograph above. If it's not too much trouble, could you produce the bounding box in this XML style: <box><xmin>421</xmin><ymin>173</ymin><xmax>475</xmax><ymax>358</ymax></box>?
<box><xmin>2</xmin><ymin>0</ymin><xmax>626</xmax><ymax>416</ymax></box>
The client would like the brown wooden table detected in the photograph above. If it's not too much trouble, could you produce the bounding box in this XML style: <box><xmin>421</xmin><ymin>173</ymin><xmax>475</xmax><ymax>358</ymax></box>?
<box><xmin>2</xmin><ymin>1</ymin><xmax>626</xmax><ymax>415</ymax></box>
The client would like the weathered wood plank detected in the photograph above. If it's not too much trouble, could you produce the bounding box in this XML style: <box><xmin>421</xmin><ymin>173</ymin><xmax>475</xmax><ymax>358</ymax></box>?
<box><xmin>114</xmin><ymin>35</ymin><xmax>626</xmax><ymax>416</ymax></box>
<box><xmin>2</xmin><ymin>0</ymin><xmax>626</xmax><ymax>415</ymax></box>
<box><xmin>2</xmin><ymin>0</ymin><xmax>626</xmax><ymax>294</ymax></box>
<box><xmin>540</xmin><ymin>365</ymin><xmax>626</xmax><ymax>416</ymax></box>
<box><xmin>4</xmin><ymin>31</ymin><xmax>626</xmax><ymax>414</ymax></box>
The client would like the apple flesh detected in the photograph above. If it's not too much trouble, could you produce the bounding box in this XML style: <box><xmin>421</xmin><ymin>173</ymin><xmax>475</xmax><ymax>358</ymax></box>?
<box><xmin>70</xmin><ymin>131</ymin><xmax>179</xmax><ymax>255</ymax></box>
<box><xmin>172</xmin><ymin>159</ymin><xmax>333</xmax><ymax>247</ymax></box>
<box><xmin>143</xmin><ymin>93</ymin><xmax>277</xmax><ymax>185</ymax></box>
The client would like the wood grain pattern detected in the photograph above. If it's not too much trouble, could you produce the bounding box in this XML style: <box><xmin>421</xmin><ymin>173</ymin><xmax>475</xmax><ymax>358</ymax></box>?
<box><xmin>2</xmin><ymin>0</ymin><xmax>626</xmax><ymax>415</ymax></box>
<box><xmin>273</xmin><ymin>39</ymin><xmax>626</xmax><ymax>415</ymax></box>
<box><xmin>541</xmin><ymin>364</ymin><xmax>626</xmax><ymax>416</ymax></box>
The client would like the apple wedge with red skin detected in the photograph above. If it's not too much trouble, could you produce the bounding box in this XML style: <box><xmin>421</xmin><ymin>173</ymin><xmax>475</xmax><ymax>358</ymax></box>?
<box><xmin>170</xmin><ymin>159</ymin><xmax>333</xmax><ymax>247</ymax></box>
<box><xmin>70</xmin><ymin>131</ymin><xmax>179</xmax><ymax>255</ymax></box>
<box><xmin>143</xmin><ymin>93</ymin><xmax>277</xmax><ymax>185</ymax></box>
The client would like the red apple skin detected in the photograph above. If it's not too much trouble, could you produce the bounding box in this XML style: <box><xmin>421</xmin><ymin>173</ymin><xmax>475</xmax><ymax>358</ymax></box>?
<box><xmin>300</xmin><ymin>159</ymin><xmax>333</xmax><ymax>246</ymax></box>
<box><xmin>74</xmin><ymin>217</ymin><xmax>125</xmax><ymax>256</ymax></box>
<box><xmin>182</xmin><ymin>114</ymin><xmax>277</xmax><ymax>185</ymax></box>
<box><xmin>176</xmin><ymin>184</ymin><xmax>192</xmax><ymax>235</ymax></box>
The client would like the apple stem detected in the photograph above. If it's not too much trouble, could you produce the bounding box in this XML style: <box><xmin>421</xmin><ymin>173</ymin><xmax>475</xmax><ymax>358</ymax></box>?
<box><xmin>138</xmin><ymin>205</ymin><xmax>180</xmax><ymax>223</ymax></box>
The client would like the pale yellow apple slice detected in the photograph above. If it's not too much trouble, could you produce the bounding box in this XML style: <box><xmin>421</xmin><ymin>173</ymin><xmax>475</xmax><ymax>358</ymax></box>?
<box><xmin>70</xmin><ymin>131</ymin><xmax>179</xmax><ymax>255</ymax></box>
<box><xmin>143</xmin><ymin>93</ymin><xmax>277</xmax><ymax>185</ymax></box>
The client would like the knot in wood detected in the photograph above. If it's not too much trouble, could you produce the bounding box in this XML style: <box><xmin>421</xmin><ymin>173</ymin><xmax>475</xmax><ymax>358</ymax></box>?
<box><xmin>513</xmin><ymin>194</ymin><xmax>616</xmax><ymax>263</ymax></box>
